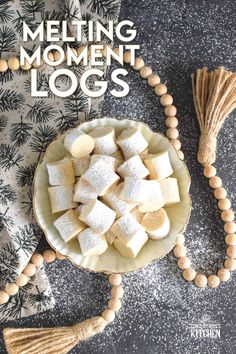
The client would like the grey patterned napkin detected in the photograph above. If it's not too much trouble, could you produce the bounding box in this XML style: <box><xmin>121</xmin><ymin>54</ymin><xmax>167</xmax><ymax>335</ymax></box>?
<box><xmin>0</xmin><ymin>0</ymin><xmax>121</xmax><ymax>321</ymax></box>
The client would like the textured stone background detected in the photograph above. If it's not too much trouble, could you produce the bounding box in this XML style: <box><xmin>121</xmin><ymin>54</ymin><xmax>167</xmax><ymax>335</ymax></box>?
<box><xmin>1</xmin><ymin>0</ymin><xmax>236</xmax><ymax>353</ymax></box>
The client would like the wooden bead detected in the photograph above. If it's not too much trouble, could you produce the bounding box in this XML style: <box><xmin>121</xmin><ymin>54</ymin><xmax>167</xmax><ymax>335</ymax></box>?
<box><xmin>182</xmin><ymin>268</ymin><xmax>196</xmax><ymax>281</ymax></box>
<box><xmin>203</xmin><ymin>165</ymin><xmax>216</xmax><ymax>178</ymax></box>
<box><xmin>0</xmin><ymin>59</ymin><xmax>8</xmax><ymax>72</ymax></box>
<box><xmin>109</xmin><ymin>274</ymin><xmax>122</xmax><ymax>286</ymax></box>
<box><xmin>102</xmin><ymin>309</ymin><xmax>115</xmax><ymax>323</ymax></box>
<box><xmin>5</xmin><ymin>283</ymin><xmax>19</xmax><ymax>296</ymax></box>
<box><xmin>164</xmin><ymin>105</ymin><xmax>177</xmax><ymax>116</ymax></box>
<box><xmin>226</xmin><ymin>245</ymin><xmax>236</xmax><ymax>258</ymax></box>
<box><xmin>217</xmin><ymin>268</ymin><xmax>230</xmax><ymax>282</ymax></box>
<box><xmin>176</xmin><ymin>234</ymin><xmax>185</xmax><ymax>245</ymax></box>
<box><xmin>111</xmin><ymin>285</ymin><xmax>124</xmax><ymax>299</ymax></box>
<box><xmin>207</xmin><ymin>275</ymin><xmax>220</xmax><ymax>288</ymax></box>
<box><xmin>56</xmin><ymin>252</ymin><xmax>66</xmax><ymax>260</ymax></box>
<box><xmin>0</xmin><ymin>291</ymin><xmax>9</xmax><ymax>305</ymax></box>
<box><xmin>15</xmin><ymin>273</ymin><xmax>28</xmax><ymax>287</ymax></box>
<box><xmin>178</xmin><ymin>256</ymin><xmax>191</xmax><ymax>270</ymax></box>
<box><xmin>21</xmin><ymin>60</ymin><xmax>31</xmax><ymax>70</ymax></box>
<box><xmin>160</xmin><ymin>94</ymin><xmax>173</xmax><ymax>106</ymax></box>
<box><xmin>221</xmin><ymin>210</ymin><xmax>234</xmax><ymax>222</ymax></box>
<box><xmin>31</xmin><ymin>253</ymin><xmax>44</xmax><ymax>267</ymax></box>
<box><xmin>123</xmin><ymin>51</ymin><xmax>131</xmax><ymax>63</ymax></box>
<box><xmin>43</xmin><ymin>249</ymin><xmax>56</xmax><ymax>263</ymax></box>
<box><xmin>218</xmin><ymin>198</ymin><xmax>231</xmax><ymax>211</ymax></box>
<box><xmin>154</xmin><ymin>83</ymin><xmax>167</xmax><ymax>96</ymax></box>
<box><xmin>108</xmin><ymin>298</ymin><xmax>121</xmax><ymax>312</ymax></box>
<box><xmin>132</xmin><ymin>57</ymin><xmax>144</xmax><ymax>71</ymax></box>
<box><xmin>170</xmin><ymin>139</ymin><xmax>181</xmax><ymax>150</ymax></box>
<box><xmin>177</xmin><ymin>150</ymin><xmax>184</xmax><ymax>160</ymax></box>
<box><xmin>8</xmin><ymin>57</ymin><xmax>20</xmax><ymax>71</ymax></box>
<box><xmin>224</xmin><ymin>258</ymin><xmax>236</xmax><ymax>271</ymax></box>
<box><xmin>225</xmin><ymin>234</ymin><xmax>236</xmax><ymax>246</ymax></box>
<box><xmin>140</xmin><ymin>66</ymin><xmax>152</xmax><ymax>79</ymax></box>
<box><xmin>147</xmin><ymin>73</ymin><xmax>160</xmax><ymax>87</ymax></box>
<box><xmin>214</xmin><ymin>187</ymin><xmax>227</xmax><ymax>200</ymax></box>
<box><xmin>23</xmin><ymin>263</ymin><xmax>36</xmax><ymax>277</ymax></box>
<box><xmin>209</xmin><ymin>176</ymin><xmax>222</xmax><ymax>189</ymax></box>
<box><xmin>194</xmin><ymin>274</ymin><xmax>207</xmax><ymax>288</ymax></box>
<box><xmin>224</xmin><ymin>222</ymin><xmax>236</xmax><ymax>234</ymax></box>
<box><xmin>173</xmin><ymin>245</ymin><xmax>187</xmax><ymax>258</ymax></box>
<box><xmin>165</xmin><ymin>117</ymin><xmax>178</xmax><ymax>128</ymax></box>
<box><xmin>166</xmin><ymin>128</ymin><xmax>179</xmax><ymax>140</ymax></box>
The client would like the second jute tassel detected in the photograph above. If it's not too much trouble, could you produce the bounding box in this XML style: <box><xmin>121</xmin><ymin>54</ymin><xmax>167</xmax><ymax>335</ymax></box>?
<box><xmin>191</xmin><ymin>66</ymin><xmax>236</xmax><ymax>166</ymax></box>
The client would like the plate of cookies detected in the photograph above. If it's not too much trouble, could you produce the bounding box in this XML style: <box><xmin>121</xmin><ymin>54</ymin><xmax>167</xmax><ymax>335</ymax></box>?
<box><xmin>33</xmin><ymin>117</ymin><xmax>191</xmax><ymax>273</ymax></box>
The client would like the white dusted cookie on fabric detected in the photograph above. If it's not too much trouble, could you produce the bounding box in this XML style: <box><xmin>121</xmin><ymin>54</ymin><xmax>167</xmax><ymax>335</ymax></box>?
<box><xmin>90</xmin><ymin>154</ymin><xmax>120</xmax><ymax>171</ymax></box>
<box><xmin>64</xmin><ymin>130</ymin><xmax>94</xmax><ymax>159</ymax></box>
<box><xmin>105</xmin><ymin>230</ymin><xmax>116</xmax><ymax>245</ymax></box>
<box><xmin>83</xmin><ymin>160</ymin><xmax>120</xmax><ymax>196</ymax></box>
<box><xmin>117</xmin><ymin>127</ymin><xmax>148</xmax><ymax>159</ymax></box>
<box><xmin>48</xmin><ymin>185</ymin><xmax>77</xmax><ymax>213</ymax></box>
<box><xmin>160</xmin><ymin>177</ymin><xmax>180</xmax><ymax>206</ymax></box>
<box><xmin>114</xmin><ymin>228</ymin><xmax>148</xmax><ymax>258</ymax></box>
<box><xmin>73</xmin><ymin>177</ymin><xmax>97</xmax><ymax>203</ymax></box>
<box><xmin>117</xmin><ymin>155</ymin><xmax>149</xmax><ymax>179</ymax></box>
<box><xmin>89</xmin><ymin>126</ymin><xmax>118</xmax><ymax>155</ymax></box>
<box><xmin>110</xmin><ymin>212</ymin><xmax>144</xmax><ymax>244</ymax></box>
<box><xmin>144</xmin><ymin>151</ymin><xmax>173</xmax><ymax>180</ymax></box>
<box><xmin>79</xmin><ymin>199</ymin><xmax>116</xmax><ymax>234</ymax></box>
<box><xmin>120</xmin><ymin>177</ymin><xmax>147</xmax><ymax>204</ymax></box>
<box><xmin>71</xmin><ymin>156</ymin><xmax>90</xmax><ymax>176</ymax></box>
<box><xmin>141</xmin><ymin>208</ymin><xmax>170</xmax><ymax>240</ymax></box>
<box><xmin>102</xmin><ymin>183</ymin><xmax>136</xmax><ymax>218</ymax></box>
<box><xmin>78</xmin><ymin>228</ymin><xmax>108</xmax><ymax>256</ymax></box>
<box><xmin>139</xmin><ymin>180</ymin><xmax>165</xmax><ymax>212</ymax></box>
<box><xmin>53</xmin><ymin>209</ymin><xmax>85</xmax><ymax>243</ymax></box>
<box><xmin>47</xmin><ymin>157</ymin><xmax>75</xmax><ymax>185</ymax></box>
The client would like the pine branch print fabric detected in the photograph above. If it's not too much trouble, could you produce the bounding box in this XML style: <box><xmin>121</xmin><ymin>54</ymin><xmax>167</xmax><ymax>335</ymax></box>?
<box><xmin>0</xmin><ymin>0</ymin><xmax>121</xmax><ymax>321</ymax></box>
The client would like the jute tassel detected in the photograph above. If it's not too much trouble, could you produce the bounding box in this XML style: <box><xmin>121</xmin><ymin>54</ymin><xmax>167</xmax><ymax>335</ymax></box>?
<box><xmin>3</xmin><ymin>316</ymin><xmax>106</xmax><ymax>354</ymax></box>
<box><xmin>191</xmin><ymin>66</ymin><xmax>236</xmax><ymax>166</ymax></box>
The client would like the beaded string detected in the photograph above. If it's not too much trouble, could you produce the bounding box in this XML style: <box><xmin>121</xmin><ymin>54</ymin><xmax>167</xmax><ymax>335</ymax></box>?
<box><xmin>0</xmin><ymin>48</ymin><xmax>235</xmax><ymax>309</ymax></box>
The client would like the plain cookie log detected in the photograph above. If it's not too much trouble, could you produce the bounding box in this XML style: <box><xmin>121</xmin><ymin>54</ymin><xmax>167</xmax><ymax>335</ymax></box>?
<box><xmin>141</xmin><ymin>208</ymin><xmax>170</xmax><ymax>240</ymax></box>
<box><xmin>48</xmin><ymin>185</ymin><xmax>78</xmax><ymax>213</ymax></box>
<box><xmin>78</xmin><ymin>228</ymin><xmax>108</xmax><ymax>256</ymax></box>
<box><xmin>89</xmin><ymin>126</ymin><xmax>118</xmax><ymax>155</ymax></box>
<box><xmin>117</xmin><ymin>155</ymin><xmax>149</xmax><ymax>179</ymax></box>
<box><xmin>71</xmin><ymin>156</ymin><xmax>91</xmax><ymax>176</ymax></box>
<box><xmin>53</xmin><ymin>209</ymin><xmax>86</xmax><ymax>243</ymax></box>
<box><xmin>144</xmin><ymin>151</ymin><xmax>173</xmax><ymax>180</ymax></box>
<box><xmin>116</xmin><ymin>127</ymin><xmax>148</xmax><ymax>159</ymax></box>
<box><xmin>102</xmin><ymin>183</ymin><xmax>137</xmax><ymax>218</ymax></box>
<box><xmin>160</xmin><ymin>178</ymin><xmax>180</xmax><ymax>206</ymax></box>
<box><xmin>83</xmin><ymin>159</ymin><xmax>120</xmax><ymax>196</ymax></box>
<box><xmin>73</xmin><ymin>177</ymin><xmax>98</xmax><ymax>204</ymax></box>
<box><xmin>64</xmin><ymin>129</ymin><xmax>95</xmax><ymax>158</ymax></box>
<box><xmin>79</xmin><ymin>199</ymin><xmax>116</xmax><ymax>234</ymax></box>
<box><xmin>47</xmin><ymin>157</ymin><xmax>75</xmax><ymax>185</ymax></box>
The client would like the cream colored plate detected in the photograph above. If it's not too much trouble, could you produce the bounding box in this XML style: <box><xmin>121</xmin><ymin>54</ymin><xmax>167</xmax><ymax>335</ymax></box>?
<box><xmin>33</xmin><ymin>117</ymin><xmax>191</xmax><ymax>273</ymax></box>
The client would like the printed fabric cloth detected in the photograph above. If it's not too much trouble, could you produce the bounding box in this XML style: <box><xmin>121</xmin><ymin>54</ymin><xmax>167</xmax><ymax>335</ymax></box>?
<box><xmin>0</xmin><ymin>0</ymin><xmax>121</xmax><ymax>321</ymax></box>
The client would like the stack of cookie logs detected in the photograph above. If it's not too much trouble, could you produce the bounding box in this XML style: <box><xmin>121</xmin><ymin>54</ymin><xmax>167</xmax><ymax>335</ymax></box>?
<box><xmin>47</xmin><ymin>125</ymin><xmax>181</xmax><ymax>259</ymax></box>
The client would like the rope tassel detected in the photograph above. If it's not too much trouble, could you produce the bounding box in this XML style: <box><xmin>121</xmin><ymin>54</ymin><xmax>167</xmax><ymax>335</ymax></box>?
<box><xmin>191</xmin><ymin>67</ymin><xmax>236</xmax><ymax>166</ymax></box>
<box><xmin>3</xmin><ymin>316</ymin><xmax>107</xmax><ymax>354</ymax></box>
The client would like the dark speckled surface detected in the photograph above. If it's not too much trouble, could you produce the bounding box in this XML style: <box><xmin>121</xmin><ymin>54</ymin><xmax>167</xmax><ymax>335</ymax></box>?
<box><xmin>1</xmin><ymin>1</ymin><xmax>236</xmax><ymax>353</ymax></box>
